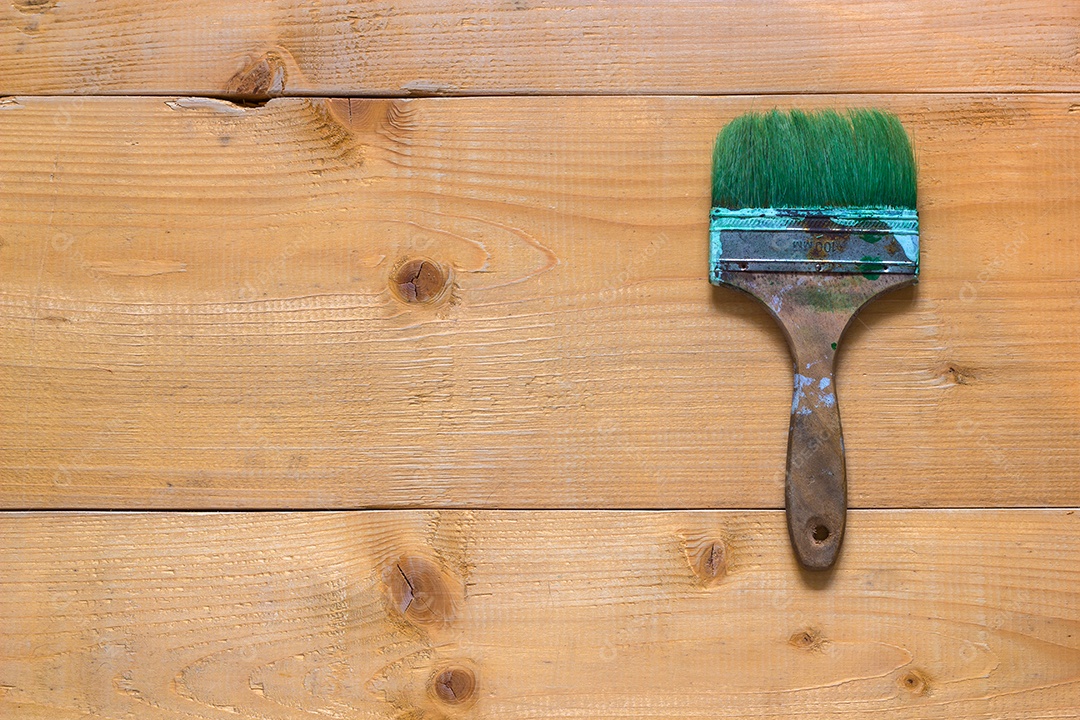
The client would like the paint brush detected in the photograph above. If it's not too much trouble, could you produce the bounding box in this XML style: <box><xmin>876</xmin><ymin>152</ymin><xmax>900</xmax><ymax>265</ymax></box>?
<box><xmin>710</xmin><ymin>109</ymin><xmax>919</xmax><ymax>569</ymax></box>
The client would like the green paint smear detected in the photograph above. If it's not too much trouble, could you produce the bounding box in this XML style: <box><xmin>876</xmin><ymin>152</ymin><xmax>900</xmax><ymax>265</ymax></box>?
<box><xmin>860</xmin><ymin>232</ymin><xmax>881</xmax><ymax>244</ymax></box>
<box><xmin>858</xmin><ymin>255</ymin><xmax>886</xmax><ymax>280</ymax></box>
<box><xmin>790</xmin><ymin>286</ymin><xmax>857</xmax><ymax>312</ymax></box>
<box><xmin>831</xmin><ymin>342</ymin><xmax>838</xmax><ymax>350</ymax></box>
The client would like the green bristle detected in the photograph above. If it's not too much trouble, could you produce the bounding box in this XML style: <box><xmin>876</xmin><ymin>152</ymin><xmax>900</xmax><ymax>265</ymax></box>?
<box><xmin>711</xmin><ymin>109</ymin><xmax>917</xmax><ymax>210</ymax></box>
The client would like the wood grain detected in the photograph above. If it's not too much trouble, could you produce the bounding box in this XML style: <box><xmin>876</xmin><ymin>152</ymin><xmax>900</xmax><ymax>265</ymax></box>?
<box><xmin>1</xmin><ymin>1</ymin><xmax>1079</xmax><ymax>95</ymax></box>
<box><xmin>0</xmin><ymin>94</ymin><xmax>1078</xmax><ymax>509</ymax></box>
<box><xmin>0</xmin><ymin>510</ymin><xmax>1077</xmax><ymax>719</ymax></box>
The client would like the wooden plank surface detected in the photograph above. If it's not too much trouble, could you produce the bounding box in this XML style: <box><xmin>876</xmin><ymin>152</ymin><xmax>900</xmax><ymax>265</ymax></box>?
<box><xmin>1</xmin><ymin>93</ymin><xmax>1077</xmax><ymax>509</ymax></box>
<box><xmin>0</xmin><ymin>510</ymin><xmax>1077</xmax><ymax>719</ymax></box>
<box><xmin>1</xmin><ymin>1</ymin><xmax>1079</xmax><ymax>96</ymax></box>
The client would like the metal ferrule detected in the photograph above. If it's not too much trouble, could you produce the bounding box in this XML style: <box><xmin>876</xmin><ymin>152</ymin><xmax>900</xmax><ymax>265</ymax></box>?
<box><xmin>709</xmin><ymin>206</ymin><xmax>919</xmax><ymax>283</ymax></box>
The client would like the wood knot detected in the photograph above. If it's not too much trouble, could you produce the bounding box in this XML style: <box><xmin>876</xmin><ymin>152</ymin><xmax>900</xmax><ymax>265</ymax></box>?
<box><xmin>13</xmin><ymin>0</ymin><xmax>56</xmax><ymax>14</ymax></box>
<box><xmin>682</xmin><ymin>533</ymin><xmax>732</xmax><ymax>587</ymax></box>
<box><xmin>788</xmin><ymin>627</ymin><xmax>828</xmax><ymax>652</ymax></box>
<box><xmin>390</xmin><ymin>258</ymin><xmax>451</xmax><ymax>305</ymax></box>
<box><xmin>693</xmin><ymin>541</ymin><xmax>727</xmax><ymax>586</ymax></box>
<box><xmin>226</xmin><ymin>52</ymin><xmax>287</xmax><ymax>100</ymax></box>
<box><xmin>430</xmin><ymin>665</ymin><xmax>477</xmax><ymax>707</ymax></box>
<box><xmin>899</xmin><ymin>669</ymin><xmax>930</xmax><ymax>695</ymax></box>
<box><xmin>385</xmin><ymin>556</ymin><xmax>459</xmax><ymax>628</ymax></box>
<box><xmin>941</xmin><ymin>362</ymin><xmax>976</xmax><ymax>386</ymax></box>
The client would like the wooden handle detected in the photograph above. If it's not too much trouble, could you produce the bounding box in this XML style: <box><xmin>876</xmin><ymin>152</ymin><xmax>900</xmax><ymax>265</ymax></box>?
<box><xmin>717</xmin><ymin>271</ymin><xmax>917</xmax><ymax>569</ymax></box>
<box><xmin>785</xmin><ymin>350</ymin><xmax>845</xmax><ymax>569</ymax></box>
